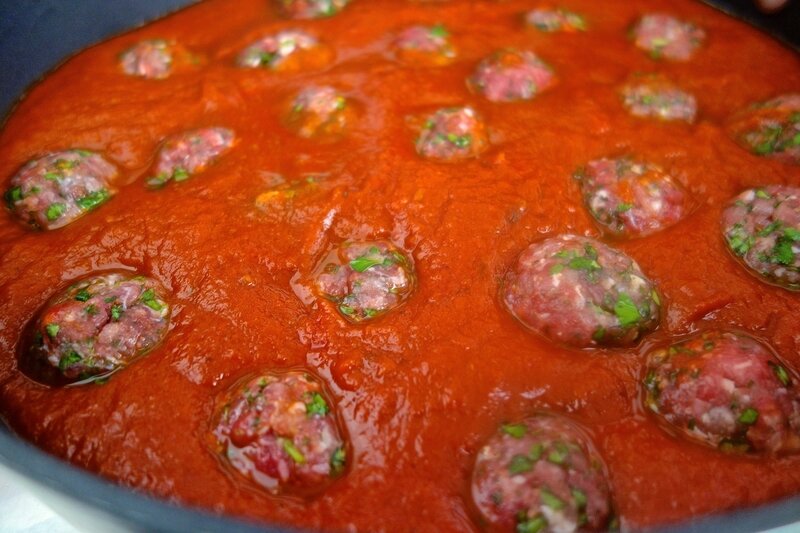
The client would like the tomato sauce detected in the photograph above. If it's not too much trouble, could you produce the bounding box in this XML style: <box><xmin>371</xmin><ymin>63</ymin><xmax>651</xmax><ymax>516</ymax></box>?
<box><xmin>0</xmin><ymin>0</ymin><xmax>799</xmax><ymax>530</ymax></box>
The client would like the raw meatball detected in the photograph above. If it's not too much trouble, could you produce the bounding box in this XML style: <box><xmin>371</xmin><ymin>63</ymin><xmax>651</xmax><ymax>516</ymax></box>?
<box><xmin>502</xmin><ymin>234</ymin><xmax>660</xmax><ymax>348</ymax></box>
<box><xmin>146</xmin><ymin>127</ymin><xmax>235</xmax><ymax>188</ymax></box>
<box><xmin>644</xmin><ymin>330</ymin><xmax>800</xmax><ymax>454</ymax></box>
<box><xmin>394</xmin><ymin>24</ymin><xmax>457</xmax><ymax>66</ymax></box>
<box><xmin>212</xmin><ymin>371</ymin><xmax>347</xmax><ymax>494</ymax></box>
<box><xmin>574</xmin><ymin>157</ymin><xmax>688</xmax><ymax>237</ymax></box>
<box><xmin>472</xmin><ymin>413</ymin><xmax>614</xmax><ymax>532</ymax></box>
<box><xmin>525</xmin><ymin>8</ymin><xmax>587</xmax><ymax>33</ymax></box>
<box><xmin>237</xmin><ymin>30</ymin><xmax>333</xmax><ymax>71</ymax></box>
<box><xmin>621</xmin><ymin>78</ymin><xmax>697</xmax><ymax>122</ymax></box>
<box><xmin>276</xmin><ymin>0</ymin><xmax>350</xmax><ymax>19</ymax></box>
<box><xmin>315</xmin><ymin>241</ymin><xmax>416</xmax><ymax>323</ymax></box>
<box><xmin>4</xmin><ymin>150</ymin><xmax>117</xmax><ymax>230</ymax></box>
<box><xmin>721</xmin><ymin>185</ymin><xmax>800</xmax><ymax>290</ymax></box>
<box><xmin>727</xmin><ymin>94</ymin><xmax>800</xmax><ymax>165</ymax></box>
<box><xmin>22</xmin><ymin>272</ymin><xmax>170</xmax><ymax>385</ymax></box>
<box><xmin>119</xmin><ymin>39</ymin><xmax>195</xmax><ymax>79</ymax></box>
<box><xmin>415</xmin><ymin>106</ymin><xmax>489</xmax><ymax>162</ymax></box>
<box><xmin>631</xmin><ymin>14</ymin><xmax>705</xmax><ymax>61</ymax></box>
<box><xmin>286</xmin><ymin>86</ymin><xmax>355</xmax><ymax>139</ymax></box>
<box><xmin>468</xmin><ymin>49</ymin><xmax>556</xmax><ymax>103</ymax></box>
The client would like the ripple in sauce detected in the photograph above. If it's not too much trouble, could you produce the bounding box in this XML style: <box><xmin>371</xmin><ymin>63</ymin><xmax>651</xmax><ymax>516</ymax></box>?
<box><xmin>0</xmin><ymin>0</ymin><xmax>799</xmax><ymax>531</ymax></box>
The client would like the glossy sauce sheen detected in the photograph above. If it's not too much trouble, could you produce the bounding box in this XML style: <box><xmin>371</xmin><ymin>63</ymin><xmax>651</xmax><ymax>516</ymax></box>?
<box><xmin>0</xmin><ymin>0</ymin><xmax>799</xmax><ymax>530</ymax></box>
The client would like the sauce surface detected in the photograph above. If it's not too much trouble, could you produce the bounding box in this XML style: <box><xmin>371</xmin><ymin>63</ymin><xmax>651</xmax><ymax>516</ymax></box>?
<box><xmin>0</xmin><ymin>0</ymin><xmax>799</xmax><ymax>530</ymax></box>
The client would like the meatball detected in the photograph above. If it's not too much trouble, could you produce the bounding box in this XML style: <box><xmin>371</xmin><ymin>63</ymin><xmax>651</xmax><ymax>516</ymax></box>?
<box><xmin>502</xmin><ymin>235</ymin><xmax>660</xmax><ymax>348</ymax></box>
<box><xmin>22</xmin><ymin>273</ymin><xmax>170</xmax><ymax>385</ymax></box>
<box><xmin>286</xmin><ymin>86</ymin><xmax>355</xmax><ymax>139</ymax></box>
<box><xmin>119</xmin><ymin>39</ymin><xmax>193</xmax><ymax>80</ymax></box>
<box><xmin>236</xmin><ymin>30</ymin><xmax>333</xmax><ymax>71</ymax></box>
<box><xmin>727</xmin><ymin>94</ymin><xmax>800</xmax><ymax>165</ymax></box>
<box><xmin>721</xmin><ymin>185</ymin><xmax>800</xmax><ymax>290</ymax></box>
<box><xmin>212</xmin><ymin>371</ymin><xmax>347</xmax><ymax>494</ymax></box>
<box><xmin>525</xmin><ymin>8</ymin><xmax>587</xmax><ymax>33</ymax></box>
<box><xmin>146</xmin><ymin>127</ymin><xmax>235</xmax><ymax>188</ymax></box>
<box><xmin>574</xmin><ymin>157</ymin><xmax>688</xmax><ymax>238</ymax></box>
<box><xmin>314</xmin><ymin>241</ymin><xmax>416</xmax><ymax>323</ymax></box>
<box><xmin>415</xmin><ymin>106</ymin><xmax>489</xmax><ymax>162</ymax></box>
<box><xmin>4</xmin><ymin>150</ymin><xmax>117</xmax><ymax>230</ymax></box>
<box><xmin>393</xmin><ymin>25</ymin><xmax>457</xmax><ymax>67</ymax></box>
<box><xmin>621</xmin><ymin>78</ymin><xmax>697</xmax><ymax>122</ymax></box>
<box><xmin>630</xmin><ymin>14</ymin><xmax>705</xmax><ymax>61</ymax></box>
<box><xmin>276</xmin><ymin>0</ymin><xmax>350</xmax><ymax>19</ymax></box>
<box><xmin>644</xmin><ymin>330</ymin><xmax>800</xmax><ymax>454</ymax></box>
<box><xmin>471</xmin><ymin>414</ymin><xmax>614</xmax><ymax>532</ymax></box>
<box><xmin>468</xmin><ymin>49</ymin><xmax>556</xmax><ymax>103</ymax></box>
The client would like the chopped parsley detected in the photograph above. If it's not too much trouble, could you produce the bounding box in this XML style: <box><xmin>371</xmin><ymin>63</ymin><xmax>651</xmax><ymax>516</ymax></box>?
<box><xmin>76</xmin><ymin>189</ymin><xmax>110</xmax><ymax>211</ymax></box>
<box><xmin>75</xmin><ymin>289</ymin><xmax>91</xmax><ymax>302</ymax></box>
<box><xmin>305</xmin><ymin>392</ymin><xmax>330</xmax><ymax>416</ymax></box>
<box><xmin>572</xmin><ymin>488</ymin><xmax>587</xmax><ymax>509</ymax></box>
<box><xmin>173</xmin><ymin>167</ymin><xmax>190</xmax><ymax>182</ymax></box>
<box><xmin>330</xmin><ymin>447</ymin><xmax>346</xmax><ymax>475</ymax></box>
<box><xmin>280</xmin><ymin>438</ymin><xmax>306</xmax><ymax>464</ymax></box>
<box><xmin>613</xmin><ymin>293</ymin><xmax>641</xmax><ymax>327</ymax></box>
<box><xmin>727</xmin><ymin>225</ymin><xmax>754</xmax><ymax>256</ymax></box>
<box><xmin>4</xmin><ymin>186</ymin><xmax>22</xmax><ymax>207</ymax></box>
<box><xmin>772</xmin><ymin>235</ymin><xmax>796</xmax><ymax>265</ymax></box>
<box><xmin>111</xmin><ymin>304</ymin><xmax>124</xmax><ymax>321</ymax></box>
<box><xmin>508</xmin><ymin>454</ymin><xmax>534</xmax><ymax>475</ymax></box>
<box><xmin>502</xmin><ymin>423</ymin><xmax>527</xmax><ymax>438</ymax></box>
<box><xmin>58</xmin><ymin>351</ymin><xmax>82</xmax><ymax>372</ymax></box>
<box><xmin>516</xmin><ymin>515</ymin><xmax>547</xmax><ymax>533</ymax></box>
<box><xmin>616</xmin><ymin>202</ymin><xmax>634</xmax><ymax>213</ymax></box>
<box><xmin>540</xmin><ymin>487</ymin><xmax>566</xmax><ymax>510</ymax></box>
<box><xmin>350</xmin><ymin>247</ymin><xmax>392</xmax><ymax>272</ymax></box>
<box><xmin>46</xmin><ymin>203</ymin><xmax>66</xmax><ymax>221</ymax></box>
<box><xmin>738</xmin><ymin>408</ymin><xmax>758</xmax><ymax>425</ymax></box>
<box><xmin>769</xmin><ymin>361</ymin><xmax>791</xmax><ymax>387</ymax></box>
<box><xmin>547</xmin><ymin>442</ymin><xmax>569</xmax><ymax>465</ymax></box>
<box><xmin>45</xmin><ymin>323</ymin><xmax>60</xmax><ymax>338</ymax></box>
<box><xmin>140</xmin><ymin>289</ymin><xmax>164</xmax><ymax>311</ymax></box>
<box><xmin>429</xmin><ymin>24</ymin><xmax>449</xmax><ymax>38</ymax></box>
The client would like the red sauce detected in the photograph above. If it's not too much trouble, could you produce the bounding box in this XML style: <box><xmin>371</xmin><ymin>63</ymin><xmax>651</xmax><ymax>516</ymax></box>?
<box><xmin>0</xmin><ymin>0</ymin><xmax>799</xmax><ymax>530</ymax></box>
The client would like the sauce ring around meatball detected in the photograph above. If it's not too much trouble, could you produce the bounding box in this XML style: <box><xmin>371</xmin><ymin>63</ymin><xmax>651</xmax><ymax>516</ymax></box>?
<box><xmin>19</xmin><ymin>271</ymin><xmax>171</xmax><ymax>386</ymax></box>
<box><xmin>471</xmin><ymin>412</ymin><xmax>615</xmax><ymax>532</ymax></box>
<box><xmin>313</xmin><ymin>240</ymin><xmax>417</xmax><ymax>323</ymax></box>
<box><xmin>210</xmin><ymin>370</ymin><xmax>348</xmax><ymax>496</ymax></box>
<box><xmin>642</xmin><ymin>329</ymin><xmax>800</xmax><ymax>454</ymax></box>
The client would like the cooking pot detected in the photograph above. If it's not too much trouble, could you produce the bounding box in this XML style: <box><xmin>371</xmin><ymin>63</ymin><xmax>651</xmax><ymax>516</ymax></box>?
<box><xmin>0</xmin><ymin>1</ymin><xmax>798</xmax><ymax>531</ymax></box>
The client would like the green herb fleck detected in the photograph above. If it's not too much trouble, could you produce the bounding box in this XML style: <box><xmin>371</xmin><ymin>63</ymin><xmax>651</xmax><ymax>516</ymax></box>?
<box><xmin>59</xmin><ymin>351</ymin><xmax>82</xmax><ymax>372</ymax></box>
<box><xmin>173</xmin><ymin>167</ymin><xmax>190</xmax><ymax>182</ymax></box>
<box><xmin>616</xmin><ymin>202</ymin><xmax>634</xmax><ymax>213</ymax></box>
<box><xmin>45</xmin><ymin>324</ymin><xmax>60</xmax><ymax>338</ymax></box>
<box><xmin>738</xmin><ymin>408</ymin><xmax>759</xmax><ymax>425</ymax></box>
<box><xmin>46</xmin><ymin>203</ymin><xmax>66</xmax><ymax>221</ymax></box>
<box><xmin>330</xmin><ymin>447</ymin><xmax>346</xmax><ymax>475</ymax></box>
<box><xmin>305</xmin><ymin>392</ymin><xmax>330</xmax><ymax>417</ymax></box>
<box><xmin>540</xmin><ymin>487</ymin><xmax>566</xmax><ymax>510</ymax></box>
<box><xmin>508</xmin><ymin>454</ymin><xmax>534</xmax><ymax>475</ymax></box>
<box><xmin>75</xmin><ymin>289</ymin><xmax>91</xmax><ymax>302</ymax></box>
<box><xmin>614</xmin><ymin>293</ymin><xmax>641</xmax><ymax>327</ymax></box>
<box><xmin>350</xmin><ymin>248</ymin><xmax>391</xmax><ymax>272</ymax></box>
<box><xmin>516</xmin><ymin>515</ymin><xmax>547</xmax><ymax>533</ymax></box>
<box><xmin>502</xmin><ymin>424</ymin><xmax>527</xmax><ymax>439</ymax></box>
<box><xmin>140</xmin><ymin>288</ymin><xmax>164</xmax><ymax>311</ymax></box>
<box><xmin>111</xmin><ymin>304</ymin><xmax>124</xmax><ymax>321</ymax></box>
<box><xmin>76</xmin><ymin>189</ymin><xmax>110</xmax><ymax>211</ymax></box>
<box><xmin>4</xmin><ymin>186</ymin><xmax>22</xmax><ymax>207</ymax></box>
<box><xmin>769</xmin><ymin>361</ymin><xmax>791</xmax><ymax>387</ymax></box>
<box><xmin>280</xmin><ymin>438</ymin><xmax>306</xmax><ymax>464</ymax></box>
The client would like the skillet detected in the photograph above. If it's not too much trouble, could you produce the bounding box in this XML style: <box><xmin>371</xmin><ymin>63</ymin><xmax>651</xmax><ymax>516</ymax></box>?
<box><xmin>0</xmin><ymin>1</ymin><xmax>798</xmax><ymax>531</ymax></box>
